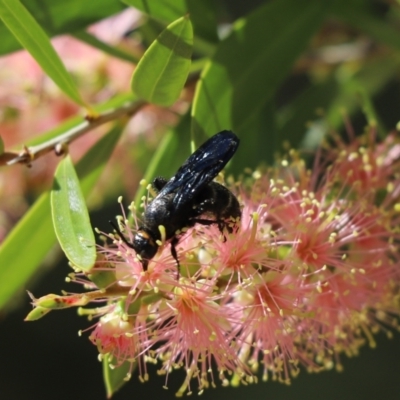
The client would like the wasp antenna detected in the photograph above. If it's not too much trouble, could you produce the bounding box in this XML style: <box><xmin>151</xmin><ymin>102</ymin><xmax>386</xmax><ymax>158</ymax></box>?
<box><xmin>109</xmin><ymin>220</ymin><xmax>134</xmax><ymax>249</ymax></box>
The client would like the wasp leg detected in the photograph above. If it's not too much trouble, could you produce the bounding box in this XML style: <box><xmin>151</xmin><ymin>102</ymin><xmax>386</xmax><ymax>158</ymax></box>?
<box><xmin>191</xmin><ymin>218</ymin><xmax>218</xmax><ymax>226</ymax></box>
<box><xmin>191</xmin><ymin>218</ymin><xmax>236</xmax><ymax>242</ymax></box>
<box><xmin>192</xmin><ymin>217</ymin><xmax>235</xmax><ymax>232</ymax></box>
<box><xmin>193</xmin><ymin>182</ymin><xmax>241</xmax><ymax>233</ymax></box>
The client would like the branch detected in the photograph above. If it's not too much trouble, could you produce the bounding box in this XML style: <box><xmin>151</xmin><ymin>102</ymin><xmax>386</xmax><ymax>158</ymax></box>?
<box><xmin>1</xmin><ymin>99</ymin><xmax>146</xmax><ymax>167</ymax></box>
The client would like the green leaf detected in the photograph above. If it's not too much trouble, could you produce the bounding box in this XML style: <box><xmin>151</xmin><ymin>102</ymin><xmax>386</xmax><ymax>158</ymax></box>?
<box><xmin>24</xmin><ymin>305</ymin><xmax>51</xmax><ymax>321</ymax></box>
<box><xmin>131</xmin><ymin>15</ymin><xmax>193</xmax><ymax>106</ymax></box>
<box><xmin>185</xmin><ymin>0</ymin><xmax>218</xmax><ymax>56</ymax></box>
<box><xmin>277</xmin><ymin>77</ymin><xmax>339</xmax><ymax>148</ymax></box>
<box><xmin>232</xmin><ymin>99</ymin><xmax>277</xmax><ymax>171</ymax></box>
<box><xmin>186</xmin><ymin>0</ymin><xmax>218</xmax><ymax>44</ymax></box>
<box><xmin>124</xmin><ymin>0</ymin><xmax>215</xmax><ymax>56</ymax></box>
<box><xmin>88</xmin><ymin>268</ymin><xmax>116</xmax><ymax>290</ymax></box>
<box><xmin>0</xmin><ymin>135</ymin><xmax>4</xmax><ymax>154</ymax></box>
<box><xmin>122</xmin><ymin>0</ymin><xmax>186</xmax><ymax>23</ymax></box>
<box><xmin>0</xmin><ymin>0</ymin><xmax>85</xmax><ymax>106</ymax></box>
<box><xmin>51</xmin><ymin>155</ymin><xmax>96</xmax><ymax>271</ymax></box>
<box><xmin>0</xmin><ymin>0</ymin><xmax>126</xmax><ymax>56</ymax></box>
<box><xmin>133</xmin><ymin>112</ymin><xmax>192</xmax><ymax>205</ymax></box>
<box><xmin>191</xmin><ymin>0</ymin><xmax>326</xmax><ymax>162</ymax></box>
<box><xmin>103</xmin><ymin>355</ymin><xmax>133</xmax><ymax>398</ymax></box>
<box><xmin>0</xmin><ymin>126</ymin><xmax>123</xmax><ymax>310</ymax></box>
<box><xmin>0</xmin><ymin>194</ymin><xmax>56</xmax><ymax>309</ymax></box>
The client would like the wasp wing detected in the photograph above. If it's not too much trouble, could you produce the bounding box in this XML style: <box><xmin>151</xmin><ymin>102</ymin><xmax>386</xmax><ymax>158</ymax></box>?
<box><xmin>156</xmin><ymin>130</ymin><xmax>239</xmax><ymax>211</ymax></box>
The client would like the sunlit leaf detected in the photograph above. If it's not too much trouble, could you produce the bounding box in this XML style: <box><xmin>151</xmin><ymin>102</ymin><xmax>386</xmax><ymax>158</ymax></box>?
<box><xmin>0</xmin><ymin>126</ymin><xmax>123</xmax><ymax>310</ymax></box>
<box><xmin>51</xmin><ymin>155</ymin><xmax>96</xmax><ymax>271</ymax></box>
<box><xmin>0</xmin><ymin>0</ymin><xmax>85</xmax><ymax>106</ymax></box>
<box><xmin>131</xmin><ymin>15</ymin><xmax>193</xmax><ymax>106</ymax></box>
<box><xmin>0</xmin><ymin>194</ymin><xmax>55</xmax><ymax>310</ymax></box>
<box><xmin>0</xmin><ymin>0</ymin><xmax>126</xmax><ymax>55</ymax></box>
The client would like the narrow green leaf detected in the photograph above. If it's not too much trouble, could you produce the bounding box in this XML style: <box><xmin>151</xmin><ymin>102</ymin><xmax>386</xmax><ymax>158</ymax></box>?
<box><xmin>131</xmin><ymin>15</ymin><xmax>193</xmax><ymax>106</ymax></box>
<box><xmin>25</xmin><ymin>306</ymin><xmax>51</xmax><ymax>321</ymax></box>
<box><xmin>0</xmin><ymin>135</ymin><xmax>4</xmax><ymax>154</ymax></box>
<box><xmin>133</xmin><ymin>112</ymin><xmax>191</xmax><ymax>206</ymax></box>
<box><xmin>191</xmin><ymin>0</ymin><xmax>326</xmax><ymax>162</ymax></box>
<box><xmin>0</xmin><ymin>126</ymin><xmax>123</xmax><ymax>310</ymax></box>
<box><xmin>0</xmin><ymin>194</ymin><xmax>55</xmax><ymax>309</ymax></box>
<box><xmin>51</xmin><ymin>155</ymin><xmax>96</xmax><ymax>271</ymax></box>
<box><xmin>232</xmin><ymin>99</ymin><xmax>277</xmax><ymax>171</ymax></box>
<box><xmin>185</xmin><ymin>0</ymin><xmax>218</xmax><ymax>56</ymax></box>
<box><xmin>124</xmin><ymin>0</ymin><xmax>214</xmax><ymax>56</ymax></box>
<box><xmin>103</xmin><ymin>355</ymin><xmax>133</xmax><ymax>398</ymax></box>
<box><xmin>0</xmin><ymin>0</ymin><xmax>85</xmax><ymax>106</ymax></box>
<box><xmin>134</xmin><ymin>116</ymin><xmax>190</xmax><ymax>204</ymax></box>
<box><xmin>122</xmin><ymin>0</ymin><xmax>186</xmax><ymax>23</ymax></box>
<box><xmin>277</xmin><ymin>77</ymin><xmax>339</xmax><ymax>148</ymax></box>
<box><xmin>186</xmin><ymin>0</ymin><xmax>218</xmax><ymax>44</ymax></box>
<box><xmin>0</xmin><ymin>0</ymin><xmax>126</xmax><ymax>56</ymax></box>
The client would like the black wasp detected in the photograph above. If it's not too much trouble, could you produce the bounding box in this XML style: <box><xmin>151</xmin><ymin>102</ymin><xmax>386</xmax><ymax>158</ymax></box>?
<box><xmin>111</xmin><ymin>130</ymin><xmax>241</xmax><ymax>271</ymax></box>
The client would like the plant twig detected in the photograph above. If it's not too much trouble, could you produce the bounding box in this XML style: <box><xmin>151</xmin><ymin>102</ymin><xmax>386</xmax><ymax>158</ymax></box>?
<box><xmin>1</xmin><ymin>99</ymin><xmax>146</xmax><ymax>166</ymax></box>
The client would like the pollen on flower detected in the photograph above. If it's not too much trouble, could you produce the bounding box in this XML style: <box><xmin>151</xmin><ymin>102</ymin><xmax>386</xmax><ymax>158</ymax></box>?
<box><xmin>29</xmin><ymin>129</ymin><xmax>400</xmax><ymax>395</ymax></box>
<box><xmin>89</xmin><ymin>308</ymin><xmax>138</xmax><ymax>370</ymax></box>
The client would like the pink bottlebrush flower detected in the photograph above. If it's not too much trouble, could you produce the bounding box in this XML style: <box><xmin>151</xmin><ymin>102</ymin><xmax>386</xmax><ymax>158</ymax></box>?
<box><xmin>328</xmin><ymin>131</ymin><xmax>400</xmax><ymax>194</ymax></box>
<box><xmin>90</xmin><ymin>310</ymin><xmax>136</xmax><ymax>360</ymax></box>
<box><xmin>150</xmin><ymin>278</ymin><xmax>251</xmax><ymax>395</ymax></box>
<box><xmin>30</xmin><ymin>131</ymin><xmax>399</xmax><ymax>395</ymax></box>
<box><xmin>232</xmin><ymin>271</ymin><xmax>312</xmax><ymax>384</ymax></box>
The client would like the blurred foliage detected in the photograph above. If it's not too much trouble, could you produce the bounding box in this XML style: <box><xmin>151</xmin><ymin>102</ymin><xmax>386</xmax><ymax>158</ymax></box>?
<box><xmin>0</xmin><ymin>0</ymin><xmax>400</xmax><ymax>398</ymax></box>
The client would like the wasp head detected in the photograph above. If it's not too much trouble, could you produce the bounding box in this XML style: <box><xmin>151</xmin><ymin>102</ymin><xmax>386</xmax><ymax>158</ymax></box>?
<box><xmin>131</xmin><ymin>230</ymin><xmax>158</xmax><ymax>270</ymax></box>
<box><xmin>110</xmin><ymin>221</ymin><xmax>157</xmax><ymax>271</ymax></box>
